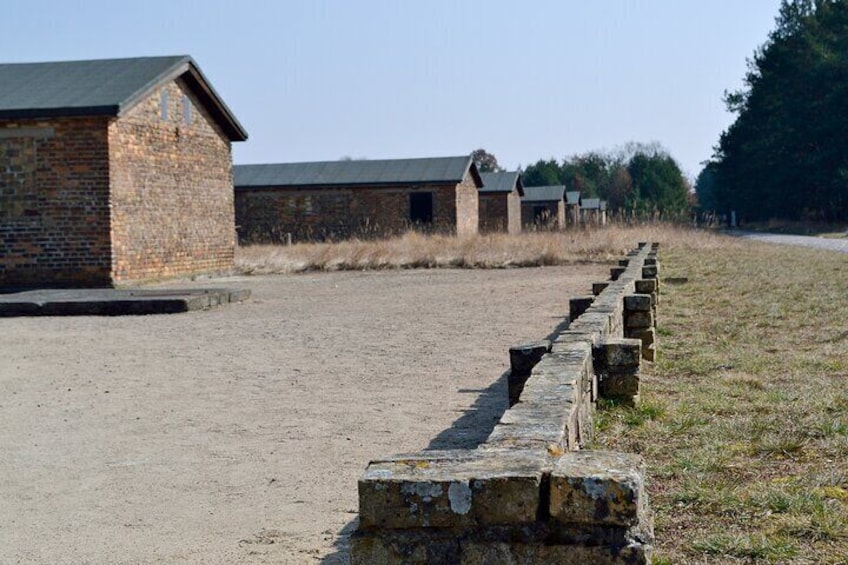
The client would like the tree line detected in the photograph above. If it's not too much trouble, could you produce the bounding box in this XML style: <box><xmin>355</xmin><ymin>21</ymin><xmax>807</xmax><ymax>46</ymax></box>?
<box><xmin>474</xmin><ymin>144</ymin><xmax>692</xmax><ymax>219</ymax></box>
<box><xmin>698</xmin><ymin>0</ymin><xmax>848</xmax><ymax>223</ymax></box>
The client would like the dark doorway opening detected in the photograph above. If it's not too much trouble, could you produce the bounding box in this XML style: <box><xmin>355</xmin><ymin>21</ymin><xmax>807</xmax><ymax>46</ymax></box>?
<box><xmin>410</xmin><ymin>192</ymin><xmax>433</xmax><ymax>224</ymax></box>
<box><xmin>533</xmin><ymin>205</ymin><xmax>550</xmax><ymax>223</ymax></box>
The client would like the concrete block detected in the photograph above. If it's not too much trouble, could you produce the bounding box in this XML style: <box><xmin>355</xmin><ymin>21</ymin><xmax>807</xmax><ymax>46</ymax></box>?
<box><xmin>577</xmin><ymin>397</ymin><xmax>595</xmax><ymax>447</ymax></box>
<box><xmin>461</xmin><ymin>540</ymin><xmax>651</xmax><ymax>565</ymax></box>
<box><xmin>569</xmin><ymin>312</ymin><xmax>612</xmax><ymax>337</ymax></box>
<box><xmin>550</xmin><ymin>451</ymin><xmax>649</xmax><ymax>528</ymax></box>
<box><xmin>228</xmin><ymin>288</ymin><xmax>252</xmax><ymax>303</ymax></box>
<box><xmin>487</xmin><ymin>417</ymin><xmax>573</xmax><ymax>451</ymax></box>
<box><xmin>508</xmin><ymin>341</ymin><xmax>550</xmax><ymax>406</ymax></box>
<box><xmin>624</xmin><ymin>294</ymin><xmax>652</xmax><ymax>312</ymax></box>
<box><xmin>358</xmin><ymin>450</ymin><xmax>545</xmax><ymax>530</ymax></box>
<box><xmin>517</xmin><ymin>379</ymin><xmax>580</xmax><ymax>408</ymax></box>
<box><xmin>641</xmin><ymin>265</ymin><xmax>658</xmax><ymax>279</ymax></box>
<box><xmin>624</xmin><ymin>311</ymin><xmax>653</xmax><ymax>330</ymax></box>
<box><xmin>351</xmin><ymin>531</ymin><xmax>459</xmax><ymax>564</ymax></box>
<box><xmin>569</xmin><ymin>296</ymin><xmax>595</xmax><ymax>322</ymax></box>
<box><xmin>610</xmin><ymin>266</ymin><xmax>626</xmax><ymax>281</ymax></box>
<box><xmin>552</xmin><ymin>329</ymin><xmax>604</xmax><ymax>350</ymax></box>
<box><xmin>626</xmin><ymin>327</ymin><xmax>655</xmax><ymax>349</ymax></box>
<box><xmin>595</xmin><ymin>338</ymin><xmax>642</xmax><ymax>369</ymax></box>
<box><xmin>593</xmin><ymin>281</ymin><xmax>610</xmax><ymax>296</ymax></box>
<box><xmin>599</xmin><ymin>370</ymin><xmax>640</xmax><ymax>403</ymax></box>
<box><xmin>634</xmin><ymin>279</ymin><xmax>657</xmax><ymax>295</ymax></box>
<box><xmin>509</xmin><ymin>341</ymin><xmax>551</xmax><ymax>375</ymax></box>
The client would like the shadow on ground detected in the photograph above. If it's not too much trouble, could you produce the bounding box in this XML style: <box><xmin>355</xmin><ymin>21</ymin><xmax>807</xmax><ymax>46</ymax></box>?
<box><xmin>319</xmin><ymin>368</ymin><xmax>514</xmax><ymax>563</ymax></box>
<box><xmin>425</xmin><ymin>369</ymin><xmax>511</xmax><ymax>451</ymax></box>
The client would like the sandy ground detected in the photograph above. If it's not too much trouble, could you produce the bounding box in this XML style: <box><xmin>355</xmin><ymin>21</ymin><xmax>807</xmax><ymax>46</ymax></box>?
<box><xmin>0</xmin><ymin>265</ymin><xmax>604</xmax><ymax>564</ymax></box>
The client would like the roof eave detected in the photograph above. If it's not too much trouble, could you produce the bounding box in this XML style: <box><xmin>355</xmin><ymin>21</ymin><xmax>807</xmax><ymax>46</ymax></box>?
<box><xmin>115</xmin><ymin>56</ymin><xmax>248</xmax><ymax>142</ymax></box>
<box><xmin>235</xmin><ymin>179</ymin><xmax>466</xmax><ymax>190</ymax></box>
<box><xmin>181</xmin><ymin>61</ymin><xmax>248</xmax><ymax>142</ymax></box>
<box><xmin>466</xmin><ymin>159</ymin><xmax>484</xmax><ymax>188</ymax></box>
<box><xmin>0</xmin><ymin>105</ymin><xmax>119</xmax><ymax>120</ymax></box>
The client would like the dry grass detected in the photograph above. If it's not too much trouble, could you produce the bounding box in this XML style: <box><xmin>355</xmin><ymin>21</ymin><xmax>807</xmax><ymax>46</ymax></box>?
<box><xmin>235</xmin><ymin>224</ymin><xmax>739</xmax><ymax>274</ymax></box>
<box><xmin>594</xmin><ymin>242</ymin><xmax>848</xmax><ymax>564</ymax></box>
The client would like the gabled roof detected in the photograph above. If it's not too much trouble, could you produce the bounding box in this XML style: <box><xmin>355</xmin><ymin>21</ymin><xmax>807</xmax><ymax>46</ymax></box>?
<box><xmin>234</xmin><ymin>156</ymin><xmax>483</xmax><ymax>189</ymax></box>
<box><xmin>565</xmin><ymin>191</ymin><xmax>581</xmax><ymax>205</ymax></box>
<box><xmin>0</xmin><ymin>55</ymin><xmax>247</xmax><ymax>141</ymax></box>
<box><xmin>521</xmin><ymin>185</ymin><xmax>565</xmax><ymax>203</ymax></box>
<box><xmin>582</xmin><ymin>198</ymin><xmax>602</xmax><ymax>210</ymax></box>
<box><xmin>480</xmin><ymin>171</ymin><xmax>524</xmax><ymax>196</ymax></box>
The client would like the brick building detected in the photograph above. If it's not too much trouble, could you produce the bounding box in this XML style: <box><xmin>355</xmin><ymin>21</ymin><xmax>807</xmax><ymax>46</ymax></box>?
<box><xmin>565</xmin><ymin>190</ymin><xmax>582</xmax><ymax>227</ymax></box>
<box><xmin>234</xmin><ymin>156</ymin><xmax>482</xmax><ymax>243</ymax></box>
<box><xmin>479</xmin><ymin>171</ymin><xmax>523</xmax><ymax>234</ymax></box>
<box><xmin>581</xmin><ymin>198</ymin><xmax>608</xmax><ymax>226</ymax></box>
<box><xmin>0</xmin><ymin>55</ymin><xmax>247</xmax><ymax>288</ymax></box>
<box><xmin>521</xmin><ymin>185</ymin><xmax>566</xmax><ymax>229</ymax></box>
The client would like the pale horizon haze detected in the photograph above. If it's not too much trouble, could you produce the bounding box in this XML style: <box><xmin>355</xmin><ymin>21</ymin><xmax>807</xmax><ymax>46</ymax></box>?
<box><xmin>3</xmin><ymin>1</ymin><xmax>782</xmax><ymax>180</ymax></box>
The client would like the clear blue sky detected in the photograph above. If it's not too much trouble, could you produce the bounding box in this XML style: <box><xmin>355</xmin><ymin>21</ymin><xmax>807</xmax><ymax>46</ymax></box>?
<box><xmin>4</xmin><ymin>0</ymin><xmax>781</xmax><ymax>179</ymax></box>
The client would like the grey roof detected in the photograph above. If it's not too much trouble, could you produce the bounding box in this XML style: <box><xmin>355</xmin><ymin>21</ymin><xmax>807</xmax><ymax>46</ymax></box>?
<box><xmin>480</xmin><ymin>171</ymin><xmax>524</xmax><ymax>196</ymax></box>
<box><xmin>582</xmin><ymin>198</ymin><xmax>601</xmax><ymax>210</ymax></box>
<box><xmin>565</xmin><ymin>191</ymin><xmax>581</xmax><ymax>205</ymax></box>
<box><xmin>0</xmin><ymin>55</ymin><xmax>247</xmax><ymax>141</ymax></box>
<box><xmin>521</xmin><ymin>185</ymin><xmax>565</xmax><ymax>203</ymax></box>
<box><xmin>234</xmin><ymin>156</ymin><xmax>482</xmax><ymax>189</ymax></box>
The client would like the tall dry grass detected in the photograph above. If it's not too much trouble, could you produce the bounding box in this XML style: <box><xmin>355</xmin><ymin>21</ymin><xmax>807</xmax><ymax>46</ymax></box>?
<box><xmin>235</xmin><ymin>225</ymin><xmax>740</xmax><ymax>275</ymax></box>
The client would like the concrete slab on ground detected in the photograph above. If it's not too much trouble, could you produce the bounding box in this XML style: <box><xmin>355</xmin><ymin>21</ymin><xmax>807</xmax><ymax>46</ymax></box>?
<box><xmin>0</xmin><ymin>287</ymin><xmax>250</xmax><ymax>316</ymax></box>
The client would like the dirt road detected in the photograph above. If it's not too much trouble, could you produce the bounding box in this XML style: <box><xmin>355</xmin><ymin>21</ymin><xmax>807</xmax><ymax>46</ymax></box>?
<box><xmin>734</xmin><ymin>231</ymin><xmax>848</xmax><ymax>253</ymax></box>
<box><xmin>0</xmin><ymin>265</ymin><xmax>603</xmax><ymax>564</ymax></box>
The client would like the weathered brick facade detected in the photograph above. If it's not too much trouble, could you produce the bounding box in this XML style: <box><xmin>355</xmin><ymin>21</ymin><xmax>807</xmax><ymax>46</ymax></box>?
<box><xmin>108</xmin><ymin>80</ymin><xmax>235</xmax><ymax>282</ymax></box>
<box><xmin>1</xmin><ymin>57</ymin><xmax>244</xmax><ymax>288</ymax></box>
<box><xmin>1</xmin><ymin>118</ymin><xmax>113</xmax><ymax>287</ymax></box>
<box><xmin>521</xmin><ymin>200</ymin><xmax>566</xmax><ymax>229</ymax></box>
<box><xmin>236</xmin><ymin>168</ymin><xmax>480</xmax><ymax>243</ymax></box>
<box><xmin>479</xmin><ymin>190</ymin><xmax>521</xmax><ymax>234</ymax></box>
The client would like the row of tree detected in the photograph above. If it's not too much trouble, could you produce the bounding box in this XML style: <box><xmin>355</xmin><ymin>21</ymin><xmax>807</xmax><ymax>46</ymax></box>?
<box><xmin>473</xmin><ymin>144</ymin><xmax>692</xmax><ymax>219</ymax></box>
<box><xmin>698</xmin><ymin>0</ymin><xmax>848</xmax><ymax>222</ymax></box>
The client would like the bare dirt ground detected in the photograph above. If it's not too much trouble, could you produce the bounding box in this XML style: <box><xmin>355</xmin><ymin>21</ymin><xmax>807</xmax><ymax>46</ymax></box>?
<box><xmin>0</xmin><ymin>265</ymin><xmax>604</xmax><ymax>564</ymax></box>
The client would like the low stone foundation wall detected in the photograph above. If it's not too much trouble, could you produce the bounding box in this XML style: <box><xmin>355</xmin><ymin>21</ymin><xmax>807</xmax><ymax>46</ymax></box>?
<box><xmin>352</xmin><ymin>243</ymin><xmax>660</xmax><ymax>564</ymax></box>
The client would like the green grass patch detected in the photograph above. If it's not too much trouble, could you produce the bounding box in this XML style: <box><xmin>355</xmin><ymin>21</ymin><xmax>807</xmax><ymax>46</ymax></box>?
<box><xmin>594</xmin><ymin>241</ymin><xmax>848</xmax><ymax>563</ymax></box>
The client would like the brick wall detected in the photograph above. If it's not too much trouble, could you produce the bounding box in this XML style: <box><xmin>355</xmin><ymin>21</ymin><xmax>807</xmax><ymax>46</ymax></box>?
<box><xmin>0</xmin><ymin>79</ymin><xmax>236</xmax><ymax>288</ymax></box>
<box><xmin>1</xmin><ymin>117</ymin><xmax>112</xmax><ymax>287</ymax></box>
<box><xmin>108</xmin><ymin>79</ymin><xmax>235</xmax><ymax>282</ymax></box>
<box><xmin>479</xmin><ymin>190</ymin><xmax>521</xmax><ymax>234</ymax></box>
<box><xmin>236</xmin><ymin>188</ymin><xmax>355</xmax><ymax>242</ymax></box>
<box><xmin>236</xmin><ymin>174</ymin><xmax>480</xmax><ymax>244</ymax></box>
<box><xmin>479</xmin><ymin>193</ymin><xmax>507</xmax><ymax>233</ymax></box>
<box><xmin>521</xmin><ymin>200</ymin><xmax>565</xmax><ymax>229</ymax></box>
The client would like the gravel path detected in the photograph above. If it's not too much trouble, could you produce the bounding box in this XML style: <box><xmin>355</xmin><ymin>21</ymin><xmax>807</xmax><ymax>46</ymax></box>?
<box><xmin>0</xmin><ymin>265</ymin><xmax>603</xmax><ymax>564</ymax></box>
<box><xmin>734</xmin><ymin>231</ymin><xmax>848</xmax><ymax>253</ymax></box>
